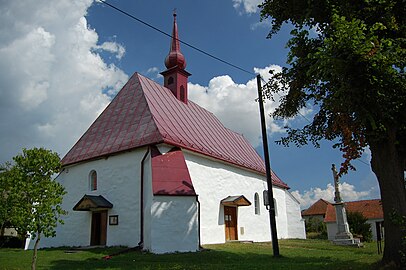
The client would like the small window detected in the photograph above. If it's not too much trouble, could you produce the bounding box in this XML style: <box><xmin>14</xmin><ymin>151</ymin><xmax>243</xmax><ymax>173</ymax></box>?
<box><xmin>89</xmin><ymin>170</ymin><xmax>97</xmax><ymax>191</ymax></box>
<box><xmin>180</xmin><ymin>86</ymin><xmax>185</xmax><ymax>101</ymax></box>
<box><xmin>254</xmin><ymin>193</ymin><xmax>260</xmax><ymax>215</ymax></box>
<box><xmin>168</xmin><ymin>77</ymin><xmax>174</xmax><ymax>85</ymax></box>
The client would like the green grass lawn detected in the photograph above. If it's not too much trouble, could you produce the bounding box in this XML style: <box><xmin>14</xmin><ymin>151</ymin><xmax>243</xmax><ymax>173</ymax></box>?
<box><xmin>0</xmin><ymin>239</ymin><xmax>383</xmax><ymax>270</ymax></box>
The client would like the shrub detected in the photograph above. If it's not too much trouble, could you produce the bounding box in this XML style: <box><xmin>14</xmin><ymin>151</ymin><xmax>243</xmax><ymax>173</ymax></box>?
<box><xmin>305</xmin><ymin>217</ymin><xmax>327</xmax><ymax>239</ymax></box>
<box><xmin>347</xmin><ymin>211</ymin><xmax>372</xmax><ymax>242</ymax></box>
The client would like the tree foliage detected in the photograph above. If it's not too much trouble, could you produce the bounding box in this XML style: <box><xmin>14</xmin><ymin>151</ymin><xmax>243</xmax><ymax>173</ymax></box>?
<box><xmin>304</xmin><ymin>217</ymin><xmax>327</xmax><ymax>239</ymax></box>
<box><xmin>6</xmin><ymin>148</ymin><xmax>67</xmax><ymax>270</ymax></box>
<box><xmin>347</xmin><ymin>211</ymin><xmax>372</xmax><ymax>242</ymax></box>
<box><xmin>260</xmin><ymin>0</ymin><xmax>405</xmax><ymax>173</ymax></box>
<box><xmin>259</xmin><ymin>0</ymin><xmax>405</xmax><ymax>266</ymax></box>
<box><xmin>0</xmin><ymin>163</ymin><xmax>19</xmax><ymax>238</ymax></box>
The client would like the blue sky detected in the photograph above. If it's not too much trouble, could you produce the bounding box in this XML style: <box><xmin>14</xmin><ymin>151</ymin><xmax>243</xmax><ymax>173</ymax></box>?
<box><xmin>0</xmin><ymin>0</ymin><xmax>380</xmax><ymax>208</ymax></box>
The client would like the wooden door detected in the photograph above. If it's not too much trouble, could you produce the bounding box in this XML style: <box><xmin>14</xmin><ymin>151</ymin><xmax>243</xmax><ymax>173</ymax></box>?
<box><xmin>224</xmin><ymin>206</ymin><xmax>237</xmax><ymax>241</ymax></box>
<box><xmin>90</xmin><ymin>211</ymin><xmax>107</xmax><ymax>246</ymax></box>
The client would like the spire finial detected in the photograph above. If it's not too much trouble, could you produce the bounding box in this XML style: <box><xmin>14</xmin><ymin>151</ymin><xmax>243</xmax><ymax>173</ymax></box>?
<box><xmin>161</xmin><ymin>11</ymin><xmax>191</xmax><ymax>104</ymax></box>
<box><xmin>164</xmin><ymin>11</ymin><xmax>186</xmax><ymax>69</ymax></box>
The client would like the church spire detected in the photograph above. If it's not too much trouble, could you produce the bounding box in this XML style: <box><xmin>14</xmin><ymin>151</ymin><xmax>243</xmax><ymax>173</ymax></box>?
<box><xmin>165</xmin><ymin>11</ymin><xmax>186</xmax><ymax>69</ymax></box>
<box><xmin>161</xmin><ymin>12</ymin><xmax>191</xmax><ymax>104</ymax></box>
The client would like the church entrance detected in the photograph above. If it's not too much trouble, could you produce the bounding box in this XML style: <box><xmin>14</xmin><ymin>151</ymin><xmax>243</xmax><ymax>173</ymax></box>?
<box><xmin>224</xmin><ymin>206</ymin><xmax>237</xmax><ymax>241</ymax></box>
<box><xmin>72</xmin><ymin>195</ymin><xmax>113</xmax><ymax>246</ymax></box>
<box><xmin>90</xmin><ymin>211</ymin><xmax>107</xmax><ymax>246</ymax></box>
<box><xmin>221</xmin><ymin>195</ymin><xmax>251</xmax><ymax>241</ymax></box>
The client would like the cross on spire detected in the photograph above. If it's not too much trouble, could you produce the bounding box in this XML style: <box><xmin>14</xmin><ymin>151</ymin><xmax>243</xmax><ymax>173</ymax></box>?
<box><xmin>161</xmin><ymin>12</ymin><xmax>191</xmax><ymax>104</ymax></box>
<box><xmin>165</xmin><ymin>11</ymin><xmax>185</xmax><ymax>69</ymax></box>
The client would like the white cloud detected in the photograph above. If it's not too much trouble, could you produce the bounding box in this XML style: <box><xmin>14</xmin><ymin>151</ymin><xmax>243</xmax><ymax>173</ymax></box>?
<box><xmin>291</xmin><ymin>182</ymin><xmax>374</xmax><ymax>209</ymax></box>
<box><xmin>147</xmin><ymin>67</ymin><xmax>159</xmax><ymax>74</ymax></box>
<box><xmin>232</xmin><ymin>0</ymin><xmax>263</xmax><ymax>14</ymax></box>
<box><xmin>95</xmin><ymin>41</ymin><xmax>125</xmax><ymax>59</ymax></box>
<box><xmin>362</xmin><ymin>147</ymin><xmax>372</xmax><ymax>162</ymax></box>
<box><xmin>0</xmin><ymin>0</ymin><xmax>128</xmax><ymax>163</ymax></box>
<box><xmin>250</xmin><ymin>18</ymin><xmax>270</xmax><ymax>30</ymax></box>
<box><xmin>145</xmin><ymin>67</ymin><xmax>163</xmax><ymax>80</ymax></box>
<box><xmin>188</xmin><ymin>65</ymin><xmax>294</xmax><ymax>148</ymax></box>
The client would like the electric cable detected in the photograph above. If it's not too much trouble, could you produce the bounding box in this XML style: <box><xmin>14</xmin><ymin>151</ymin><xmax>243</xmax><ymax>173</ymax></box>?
<box><xmin>97</xmin><ymin>0</ymin><xmax>256</xmax><ymax>76</ymax></box>
<box><xmin>97</xmin><ymin>0</ymin><xmax>371</xmax><ymax>168</ymax></box>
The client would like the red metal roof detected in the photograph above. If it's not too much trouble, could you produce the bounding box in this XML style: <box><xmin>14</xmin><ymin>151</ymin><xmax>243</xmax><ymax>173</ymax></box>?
<box><xmin>323</xmin><ymin>199</ymin><xmax>383</xmax><ymax>222</ymax></box>
<box><xmin>151</xmin><ymin>146</ymin><xmax>196</xmax><ymax>196</ymax></box>
<box><xmin>301</xmin><ymin>199</ymin><xmax>330</xmax><ymax>216</ymax></box>
<box><xmin>62</xmin><ymin>75</ymin><xmax>163</xmax><ymax>165</ymax></box>
<box><xmin>62</xmin><ymin>72</ymin><xmax>289</xmax><ymax>189</ymax></box>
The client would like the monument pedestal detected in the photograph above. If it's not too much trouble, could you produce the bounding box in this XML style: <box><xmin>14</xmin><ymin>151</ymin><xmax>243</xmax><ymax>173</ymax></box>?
<box><xmin>332</xmin><ymin>202</ymin><xmax>362</xmax><ymax>247</ymax></box>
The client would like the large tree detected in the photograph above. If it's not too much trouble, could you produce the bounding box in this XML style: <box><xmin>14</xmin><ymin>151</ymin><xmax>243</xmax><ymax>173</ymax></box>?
<box><xmin>11</xmin><ymin>148</ymin><xmax>66</xmax><ymax>270</ymax></box>
<box><xmin>259</xmin><ymin>0</ymin><xmax>405</xmax><ymax>267</ymax></box>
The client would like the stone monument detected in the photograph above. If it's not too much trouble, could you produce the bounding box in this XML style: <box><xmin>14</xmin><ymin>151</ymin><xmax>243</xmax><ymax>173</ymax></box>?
<box><xmin>331</xmin><ymin>164</ymin><xmax>361</xmax><ymax>246</ymax></box>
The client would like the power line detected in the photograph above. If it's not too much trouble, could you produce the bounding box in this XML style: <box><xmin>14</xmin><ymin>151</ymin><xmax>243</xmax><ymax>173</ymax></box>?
<box><xmin>356</xmin><ymin>158</ymin><xmax>370</xmax><ymax>166</ymax></box>
<box><xmin>259</xmin><ymin>76</ymin><xmax>312</xmax><ymax>124</ymax></box>
<box><xmin>98</xmin><ymin>1</ymin><xmax>372</xmax><ymax>170</ymax></box>
<box><xmin>97</xmin><ymin>0</ymin><xmax>256</xmax><ymax>76</ymax></box>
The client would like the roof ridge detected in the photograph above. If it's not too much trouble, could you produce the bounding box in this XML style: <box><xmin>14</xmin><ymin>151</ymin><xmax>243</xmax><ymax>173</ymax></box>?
<box><xmin>139</xmin><ymin>75</ymin><xmax>192</xmax><ymax>145</ymax></box>
<box><xmin>61</xmin><ymin>74</ymin><xmax>137</xmax><ymax>165</ymax></box>
<box><xmin>320</xmin><ymin>198</ymin><xmax>332</xmax><ymax>204</ymax></box>
<box><xmin>346</xmin><ymin>199</ymin><xmax>381</xmax><ymax>203</ymax></box>
<box><xmin>135</xmin><ymin>74</ymin><xmax>289</xmax><ymax>189</ymax></box>
<box><xmin>62</xmin><ymin>72</ymin><xmax>163</xmax><ymax>165</ymax></box>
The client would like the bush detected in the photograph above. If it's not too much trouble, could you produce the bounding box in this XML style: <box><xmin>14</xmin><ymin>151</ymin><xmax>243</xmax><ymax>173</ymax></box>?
<box><xmin>347</xmin><ymin>211</ymin><xmax>372</xmax><ymax>242</ymax></box>
<box><xmin>305</xmin><ymin>217</ymin><xmax>327</xmax><ymax>239</ymax></box>
<box><xmin>0</xmin><ymin>236</ymin><xmax>25</xmax><ymax>248</ymax></box>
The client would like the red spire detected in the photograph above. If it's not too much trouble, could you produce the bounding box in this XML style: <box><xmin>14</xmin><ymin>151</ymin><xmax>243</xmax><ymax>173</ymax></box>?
<box><xmin>161</xmin><ymin>11</ymin><xmax>191</xmax><ymax>104</ymax></box>
<box><xmin>165</xmin><ymin>11</ymin><xmax>186</xmax><ymax>69</ymax></box>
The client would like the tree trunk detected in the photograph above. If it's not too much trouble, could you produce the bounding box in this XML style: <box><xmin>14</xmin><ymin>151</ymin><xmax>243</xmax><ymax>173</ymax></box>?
<box><xmin>0</xmin><ymin>223</ymin><xmax>5</xmax><ymax>238</ymax></box>
<box><xmin>31</xmin><ymin>234</ymin><xmax>40</xmax><ymax>270</ymax></box>
<box><xmin>370</xmin><ymin>129</ymin><xmax>406</xmax><ymax>268</ymax></box>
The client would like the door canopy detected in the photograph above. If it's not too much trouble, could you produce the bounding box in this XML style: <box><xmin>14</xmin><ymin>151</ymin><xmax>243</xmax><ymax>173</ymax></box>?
<box><xmin>221</xmin><ymin>195</ymin><xmax>251</xmax><ymax>207</ymax></box>
<box><xmin>73</xmin><ymin>195</ymin><xmax>113</xmax><ymax>211</ymax></box>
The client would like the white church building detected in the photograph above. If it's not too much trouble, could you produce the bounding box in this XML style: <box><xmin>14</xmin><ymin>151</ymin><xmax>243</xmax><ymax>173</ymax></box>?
<box><xmin>31</xmin><ymin>13</ymin><xmax>305</xmax><ymax>253</ymax></box>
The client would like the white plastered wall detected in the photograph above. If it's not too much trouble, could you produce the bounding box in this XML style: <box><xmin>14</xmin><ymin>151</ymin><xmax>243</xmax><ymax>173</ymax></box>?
<box><xmin>143</xmin><ymin>145</ymin><xmax>199</xmax><ymax>253</ymax></box>
<box><xmin>285</xmin><ymin>191</ymin><xmax>306</xmax><ymax>239</ymax></box>
<box><xmin>184</xmin><ymin>151</ymin><xmax>304</xmax><ymax>244</ymax></box>
<box><xmin>32</xmin><ymin>148</ymin><xmax>149</xmax><ymax>249</ymax></box>
<box><xmin>29</xmin><ymin>142</ymin><xmax>304</xmax><ymax>250</ymax></box>
<box><xmin>327</xmin><ymin>219</ymin><xmax>384</xmax><ymax>241</ymax></box>
<box><xmin>368</xmin><ymin>219</ymin><xmax>384</xmax><ymax>241</ymax></box>
<box><xmin>142</xmin><ymin>151</ymin><xmax>153</xmax><ymax>251</ymax></box>
<box><xmin>150</xmin><ymin>196</ymin><xmax>199</xmax><ymax>253</ymax></box>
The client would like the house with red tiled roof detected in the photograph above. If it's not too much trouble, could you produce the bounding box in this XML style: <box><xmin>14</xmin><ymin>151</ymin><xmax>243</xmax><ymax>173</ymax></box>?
<box><xmin>29</xmin><ymin>13</ymin><xmax>305</xmax><ymax>253</ymax></box>
<box><xmin>303</xmin><ymin>199</ymin><xmax>384</xmax><ymax>241</ymax></box>
<box><xmin>301</xmin><ymin>199</ymin><xmax>330</xmax><ymax>222</ymax></box>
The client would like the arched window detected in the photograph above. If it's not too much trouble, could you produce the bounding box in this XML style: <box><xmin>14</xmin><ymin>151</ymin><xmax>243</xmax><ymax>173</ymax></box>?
<box><xmin>273</xmin><ymin>198</ymin><xmax>278</xmax><ymax>216</ymax></box>
<box><xmin>254</xmin><ymin>193</ymin><xmax>260</xmax><ymax>215</ymax></box>
<box><xmin>180</xmin><ymin>86</ymin><xmax>185</xmax><ymax>101</ymax></box>
<box><xmin>168</xmin><ymin>77</ymin><xmax>174</xmax><ymax>85</ymax></box>
<box><xmin>89</xmin><ymin>170</ymin><xmax>97</xmax><ymax>191</ymax></box>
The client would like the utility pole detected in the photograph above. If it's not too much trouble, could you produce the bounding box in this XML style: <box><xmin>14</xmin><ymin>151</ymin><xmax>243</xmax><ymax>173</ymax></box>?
<box><xmin>256</xmin><ymin>75</ymin><xmax>280</xmax><ymax>257</ymax></box>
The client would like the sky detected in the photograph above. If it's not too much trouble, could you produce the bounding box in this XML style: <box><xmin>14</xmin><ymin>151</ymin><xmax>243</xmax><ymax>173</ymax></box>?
<box><xmin>0</xmin><ymin>0</ymin><xmax>380</xmax><ymax>209</ymax></box>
